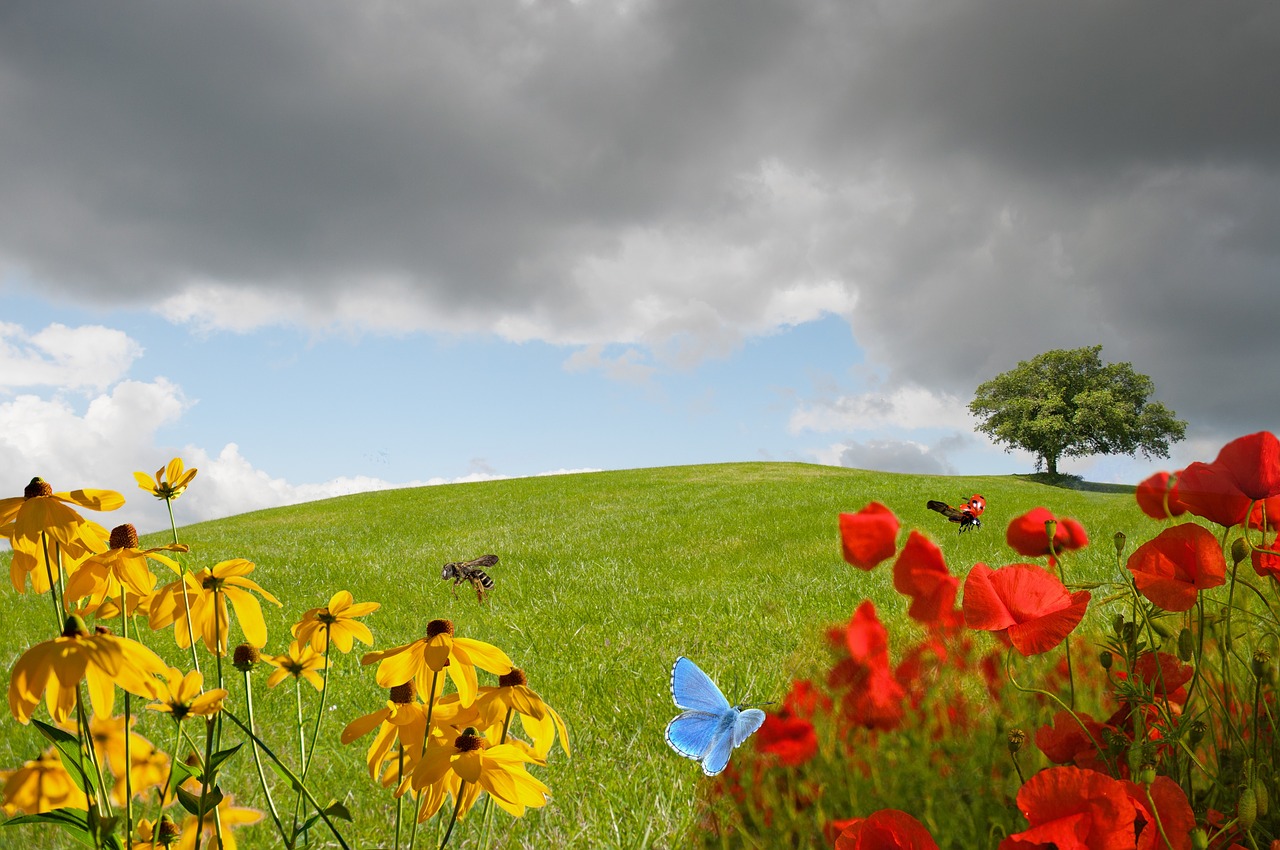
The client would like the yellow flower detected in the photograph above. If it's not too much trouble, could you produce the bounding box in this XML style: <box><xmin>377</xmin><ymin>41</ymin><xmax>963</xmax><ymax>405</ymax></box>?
<box><xmin>361</xmin><ymin>619</ymin><xmax>512</xmax><ymax>707</ymax></box>
<box><xmin>63</xmin><ymin>523</ymin><xmax>186</xmax><ymax>617</ymax></box>
<box><xmin>134</xmin><ymin>457</ymin><xmax>198</xmax><ymax>501</ymax></box>
<box><xmin>265</xmin><ymin>640</ymin><xmax>328</xmax><ymax>691</ymax></box>
<box><xmin>0</xmin><ymin>747</ymin><xmax>89</xmax><ymax>815</ymax></box>
<box><xmin>342</xmin><ymin>682</ymin><xmax>479</xmax><ymax>783</ymax></box>
<box><xmin>293</xmin><ymin>589</ymin><xmax>380</xmax><ymax>653</ymax></box>
<box><xmin>133</xmin><ymin>817</ymin><xmax>181</xmax><ymax>850</ymax></box>
<box><xmin>473</xmin><ymin>668</ymin><xmax>570</xmax><ymax>760</ymax></box>
<box><xmin>149</xmin><ymin>558</ymin><xmax>281</xmax><ymax>654</ymax></box>
<box><xmin>79</xmin><ymin>715</ymin><xmax>171</xmax><ymax>806</ymax></box>
<box><xmin>176</xmin><ymin>794</ymin><xmax>262</xmax><ymax>850</ymax></box>
<box><xmin>8</xmin><ymin>617</ymin><xmax>167</xmax><ymax>724</ymax></box>
<box><xmin>147</xmin><ymin>667</ymin><xmax>228</xmax><ymax>720</ymax></box>
<box><xmin>0</xmin><ymin>477</ymin><xmax>118</xmax><ymax>594</ymax></box>
<box><xmin>412</xmin><ymin>727</ymin><xmax>548</xmax><ymax>821</ymax></box>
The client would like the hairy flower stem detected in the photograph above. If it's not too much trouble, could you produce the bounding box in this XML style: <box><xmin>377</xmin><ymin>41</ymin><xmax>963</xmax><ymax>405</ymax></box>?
<box><xmin>1004</xmin><ymin>651</ymin><xmax>1117</xmax><ymax>777</ymax></box>
<box><xmin>1046</xmin><ymin>535</ymin><xmax>1076</xmax><ymax>708</ymax></box>
<box><xmin>395</xmin><ymin>745</ymin><xmax>405</xmax><ymax>850</ymax></box>
<box><xmin>221</xmin><ymin>708</ymin><xmax>351</xmax><ymax>850</ymax></box>
<box><xmin>241</xmin><ymin>669</ymin><xmax>287</xmax><ymax>846</ymax></box>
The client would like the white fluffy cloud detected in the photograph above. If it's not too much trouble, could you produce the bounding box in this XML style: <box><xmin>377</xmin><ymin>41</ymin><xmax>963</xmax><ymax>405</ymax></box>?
<box><xmin>788</xmin><ymin>383</ymin><xmax>974</xmax><ymax>434</ymax></box>
<box><xmin>0</xmin><ymin>322</ymin><xmax>143</xmax><ymax>391</ymax></box>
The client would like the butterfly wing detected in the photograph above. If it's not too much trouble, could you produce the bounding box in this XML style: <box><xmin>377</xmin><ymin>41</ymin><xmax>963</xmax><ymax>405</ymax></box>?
<box><xmin>670</xmin><ymin>657</ymin><xmax>731</xmax><ymax>714</ymax></box>
<box><xmin>731</xmin><ymin>707</ymin><xmax>766</xmax><ymax>747</ymax></box>
<box><xmin>665</xmin><ymin>710</ymin><xmax>722</xmax><ymax>761</ymax></box>
<box><xmin>698</xmin><ymin>707</ymin><xmax>766</xmax><ymax>776</ymax></box>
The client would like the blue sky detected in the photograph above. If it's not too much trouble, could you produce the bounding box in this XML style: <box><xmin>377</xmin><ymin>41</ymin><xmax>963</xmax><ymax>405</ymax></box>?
<box><xmin>2</xmin><ymin>1</ymin><xmax>1277</xmax><ymax>533</ymax></box>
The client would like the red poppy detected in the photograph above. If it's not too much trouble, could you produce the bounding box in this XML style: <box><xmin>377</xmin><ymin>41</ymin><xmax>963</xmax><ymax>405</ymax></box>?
<box><xmin>962</xmin><ymin>563</ymin><xmax>1091</xmax><ymax>656</ymax></box>
<box><xmin>1003</xmin><ymin>766</ymin><xmax>1137</xmax><ymax>850</ymax></box>
<box><xmin>754</xmin><ymin>712</ymin><xmax>817</xmax><ymax>767</ymax></box>
<box><xmin>1135</xmin><ymin>471</ymin><xmax>1188</xmax><ymax>520</ymax></box>
<box><xmin>1035</xmin><ymin>709</ymin><xmax>1110</xmax><ymax>770</ymax></box>
<box><xmin>1252</xmin><ymin>534</ymin><xmax>1280</xmax><ymax>581</ymax></box>
<box><xmin>839</xmin><ymin>502</ymin><xmax>900</xmax><ymax>570</ymax></box>
<box><xmin>781</xmin><ymin>678</ymin><xmax>831</xmax><ymax>719</ymax></box>
<box><xmin>1122</xmin><ymin>776</ymin><xmax>1195</xmax><ymax>850</ymax></box>
<box><xmin>1131</xmin><ymin>652</ymin><xmax>1193</xmax><ymax>701</ymax></box>
<box><xmin>1177</xmin><ymin>432</ymin><xmax>1280</xmax><ymax>527</ymax></box>
<box><xmin>1126</xmin><ymin>523</ymin><xmax>1227</xmax><ymax>612</ymax></box>
<box><xmin>826</xmin><ymin>818</ymin><xmax>860</xmax><ymax>846</ymax></box>
<box><xmin>892</xmin><ymin>532</ymin><xmax>961</xmax><ymax>627</ymax></box>
<box><xmin>835</xmin><ymin>809</ymin><xmax>940</xmax><ymax>850</ymax></box>
<box><xmin>827</xmin><ymin>601</ymin><xmax>905</xmax><ymax>730</ymax></box>
<box><xmin>1006</xmin><ymin>507</ymin><xmax>1089</xmax><ymax>558</ymax></box>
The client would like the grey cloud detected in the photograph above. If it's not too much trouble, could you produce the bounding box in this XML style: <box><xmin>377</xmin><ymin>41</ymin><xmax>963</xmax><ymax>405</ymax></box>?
<box><xmin>836</xmin><ymin>438</ymin><xmax>955</xmax><ymax>476</ymax></box>
<box><xmin>1</xmin><ymin>0</ymin><xmax>1278</xmax><ymax>438</ymax></box>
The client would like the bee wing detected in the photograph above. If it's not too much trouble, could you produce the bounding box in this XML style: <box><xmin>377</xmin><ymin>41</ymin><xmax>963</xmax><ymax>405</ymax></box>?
<box><xmin>466</xmin><ymin>554</ymin><xmax>499</xmax><ymax>568</ymax></box>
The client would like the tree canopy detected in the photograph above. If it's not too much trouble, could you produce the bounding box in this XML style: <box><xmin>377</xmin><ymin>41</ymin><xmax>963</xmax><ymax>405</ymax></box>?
<box><xmin>968</xmin><ymin>346</ymin><xmax>1187</xmax><ymax>476</ymax></box>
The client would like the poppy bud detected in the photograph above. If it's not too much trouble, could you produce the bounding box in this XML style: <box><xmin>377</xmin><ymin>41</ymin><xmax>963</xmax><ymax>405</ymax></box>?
<box><xmin>1253</xmin><ymin>650</ymin><xmax>1272</xmax><ymax>680</ymax></box>
<box><xmin>1238</xmin><ymin>784</ymin><xmax>1258</xmax><ymax>829</ymax></box>
<box><xmin>1190</xmin><ymin>829</ymin><xmax>1209</xmax><ymax>850</ymax></box>
<box><xmin>1177</xmin><ymin>627</ymin><xmax>1195</xmax><ymax>662</ymax></box>
<box><xmin>1232</xmin><ymin>536</ymin><xmax>1251</xmax><ymax>565</ymax></box>
<box><xmin>1007</xmin><ymin>728</ymin><xmax>1026</xmax><ymax>754</ymax></box>
<box><xmin>1255</xmin><ymin>779</ymin><xmax>1270</xmax><ymax>818</ymax></box>
<box><xmin>1113</xmin><ymin>531</ymin><xmax>1127</xmax><ymax>556</ymax></box>
<box><xmin>1138</xmin><ymin>763</ymin><xmax>1157</xmax><ymax>786</ymax></box>
<box><xmin>1113</xmin><ymin>614</ymin><xmax>1126</xmax><ymax>636</ymax></box>
<box><xmin>1099</xmin><ymin>650</ymin><xmax>1112</xmax><ymax>670</ymax></box>
<box><xmin>1150</xmin><ymin>618</ymin><xmax>1174</xmax><ymax>639</ymax></box>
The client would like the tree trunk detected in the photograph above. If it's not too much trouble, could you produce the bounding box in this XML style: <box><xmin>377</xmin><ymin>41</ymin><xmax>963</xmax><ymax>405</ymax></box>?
<box><xmin>1045</xmin><ymin>454</ymin><xmax>1059</xmax><ymax>476</ymax></box>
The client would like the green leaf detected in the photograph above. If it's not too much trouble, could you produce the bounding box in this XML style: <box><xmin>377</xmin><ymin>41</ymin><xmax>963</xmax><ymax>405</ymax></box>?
<box><xmin>176</xmin><ymin>784</ymin><xmax>225</xmax><ymax>817</ymax></box>
<box><xmin>2</xmin><ymin>807</ymin><xmax>101</xmax><ymax>848</ymax></box>
<box><xmin>163</xmin><ymin>757</ymin><xmax>201</xmax><ymax>801</ymax></box>
<box><xmin>266</xmin><ymin>757</ymin><xmax>302</xmax><ymax>790</ymax></box>
<box><xmin>324</xmin><ymin>800</ymin><xmax>354</xmax><ymax>822</ymax></box>
<box><xmin>208</xmin><ymin>742</ymin><xmax>243</xmax><ymax>774</ymax></box>
<box><xmin>31</xmin><ymin>719</ymin><xmax>94</xmax><ymax>796</ymax></box>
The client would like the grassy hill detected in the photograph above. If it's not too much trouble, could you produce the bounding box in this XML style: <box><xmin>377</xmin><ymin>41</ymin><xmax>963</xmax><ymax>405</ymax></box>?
<box><xmin>0</xmin><ymin>462</ymin><xmax>1153</xmax><ymax>849</ymax></box>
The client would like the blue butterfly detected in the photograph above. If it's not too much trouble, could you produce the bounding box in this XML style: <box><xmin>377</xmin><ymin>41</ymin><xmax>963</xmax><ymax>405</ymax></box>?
<box><xmin>664</xmin><ymin>656</ymin><xmax>766</xmax><ymax>776</ymax></box>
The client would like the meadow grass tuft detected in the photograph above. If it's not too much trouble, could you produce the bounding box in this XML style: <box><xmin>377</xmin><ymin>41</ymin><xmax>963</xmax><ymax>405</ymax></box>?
<box><xmin>0</xmin><ymin>462</ymin><xmax>1150</xmax><ymax>848</ymax></box>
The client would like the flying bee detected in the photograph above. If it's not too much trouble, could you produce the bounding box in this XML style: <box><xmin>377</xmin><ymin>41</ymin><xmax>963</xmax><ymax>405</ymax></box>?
<box><xmin>926</xmin><ymin>494</ymin><xmax>986</xmax><ymax>533</ymax></box>
<box><xmin>441</xmin><ymin>554</ymin><xmax>498</xmax><ymax>603</ymax></box>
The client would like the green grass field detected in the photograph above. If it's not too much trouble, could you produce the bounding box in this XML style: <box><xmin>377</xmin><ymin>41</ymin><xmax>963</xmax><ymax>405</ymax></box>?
<box><xmin>0</xmin><ymin>462</ymin><xmax>1155</xmax><ymax>849</ymax></box>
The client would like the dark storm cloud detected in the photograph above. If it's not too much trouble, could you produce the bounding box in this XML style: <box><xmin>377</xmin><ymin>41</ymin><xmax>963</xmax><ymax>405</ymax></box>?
<box><xmin>1</xmin><ymin>0</ymin><xmax>1278</xmax><ymax>434</ymax></box>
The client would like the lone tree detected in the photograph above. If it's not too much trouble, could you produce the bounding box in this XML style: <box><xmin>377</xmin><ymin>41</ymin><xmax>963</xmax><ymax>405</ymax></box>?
<box><xmin>969</xmin><ymin>346</ymin><xmax>1186</xmax><ymax>476</ymax></box>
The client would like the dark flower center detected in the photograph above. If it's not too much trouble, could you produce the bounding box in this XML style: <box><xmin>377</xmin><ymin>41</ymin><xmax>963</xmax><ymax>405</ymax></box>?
<box><xmin>454</xmin><ymin>728</ymin><xmax>483</xmax><ymax>752</ymax></box>
<box><xmin>426</xmin><ymin>619</ymin><xmax>454</xmax><ymax>639</ymax></box>
<box><xmin>110</xmin><ymin>524</ymin><xmax>139</xmax><ymax>550</ymax></box>
<box><xmin>498</xmin><ymin>669</ymin><xmax>528</xmax><ymax>688</ymax></box>
<box><xmin>390</xmin><ymin>682</ymin><xmax>417</xmax><ymax>704</ymax></box>
<box><xmin>25</xmin><ymin>477</ymin><xmax>52</xmax><ymax>499</ymax></box>
<box><xmin>233</xmin><ymin>644</ymin><xmax>260</xmax><ymax>670</ymax></box>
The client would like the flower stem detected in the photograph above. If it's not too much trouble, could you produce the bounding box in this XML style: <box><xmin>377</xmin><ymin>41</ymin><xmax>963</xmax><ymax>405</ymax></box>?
<box><xmin>165</xmin><ymin>498</ymin><xmax>202</xmax><ymax>677</ymax></box>
<box><xmin>440</xmin><ymin>782</ymin><xmax>468</xmax><ymax>850</ymax></box>
<box><xmin>221</xmin><ymin>708</ymin><xmax>351</xmax><ymax>850</ymax></box>
<box><xmin>241</xmin><ymin>669</ymin><xmax>288</xmax><ymax>846</ymax></box>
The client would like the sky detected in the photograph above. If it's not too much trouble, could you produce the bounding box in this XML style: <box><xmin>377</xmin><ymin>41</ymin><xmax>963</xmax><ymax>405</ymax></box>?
<box><xmin>1</xmin><ymin>0</ymin><xmax>1278</xmax><ymax>534</ymax></box>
